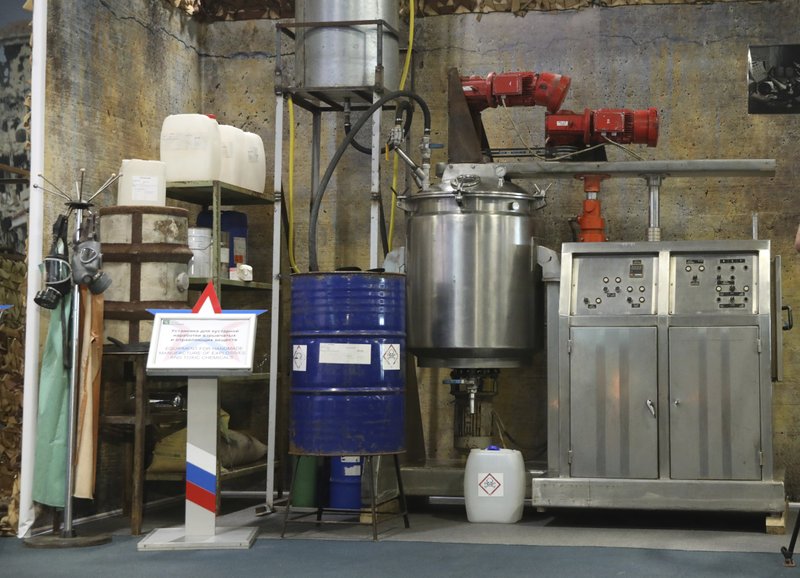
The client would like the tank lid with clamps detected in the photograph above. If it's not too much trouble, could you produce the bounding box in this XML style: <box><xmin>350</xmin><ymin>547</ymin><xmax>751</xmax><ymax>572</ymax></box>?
<box><xmin>411</xmin><ymin>163</ymin><xmax>536</xmax><ymax>200</ymax></box>
<box><xmin>400</xmin><ymin>163</ymin><xmax>539</xmax><ymax>214</ymax></box>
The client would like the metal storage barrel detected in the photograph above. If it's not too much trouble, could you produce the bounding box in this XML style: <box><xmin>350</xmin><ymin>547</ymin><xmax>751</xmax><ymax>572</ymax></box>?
<box><xmin>290</xmin><ymin>272</ymin><xmax>405</xmax><ymax>455</ymax></box>
<box><xmin>100</xmin><ymin>206</ymin><xmax>192</xmax><ymax>344</ymax></box>
<box><xmin>401</xmin><ymin>164</ymin><xmax>539</xmax><ymax>368</ymax></box>
<box><xmin>295</xmin><ymin>0</ymin><xmax>400</xmax><ymax>92</ymax></box>
<box><xmin>329</xmin><ymin>456</ymin><xmax>363</xmax><ymax>509</ymax></box>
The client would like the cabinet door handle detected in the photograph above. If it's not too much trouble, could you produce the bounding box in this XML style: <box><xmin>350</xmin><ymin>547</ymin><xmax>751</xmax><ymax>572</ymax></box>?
<box><xmin>646</xmin><ymin>399</ymin><xmax>656</xmax><ymax>418</ymax></box>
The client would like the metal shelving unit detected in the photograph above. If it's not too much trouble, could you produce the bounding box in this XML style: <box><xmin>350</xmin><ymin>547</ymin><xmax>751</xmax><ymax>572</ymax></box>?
<box><xmin>165</xmin><ymin>179</ymin><xmax>277</xmax><ymax>509</ymax></box>
<box><xmin>166</xmin><ymin>180</ymin><xmax>274</xmax><ymax>296</ymax></box>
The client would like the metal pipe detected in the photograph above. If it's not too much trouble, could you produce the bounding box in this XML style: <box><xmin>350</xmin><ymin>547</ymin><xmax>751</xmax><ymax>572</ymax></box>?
<box><xmin>20</xmin><ymin>0</ymin><xmax>49</xmax><ymax>537</ymax></box>
<box><xmin>646</xmin><ymin>174</ymin><xmax>662</xmax><ymax>242</ymax></box>
<box><xmin>752</xmin><ymin>212</ymin><xmax>759</xmax><ymax>240</ymax></box>
<box><xmin>265</xmin><ymin>93</ymin><xmax>285</xmax><ymax>512</ymax></box>
<box><xmin>62</xmin><ymin>206</ymin><xmax>83</xmax><ymax>536</ymax></box>
<box><xmin>311</xmin><ymin>111</ymin><xmax>321</xmax><ymax>214</ymax></box>
<box><xmin>370</xmin><ymin>92</ymin><xmax>381</xmax><ymax>269</ymax></box>
<box><xmin>393</xmin><ymin>146</ymin><xmax>424</xmax><ymax>187</ymax></box>
<box><xmin>500</xmin><ymin>159</ymin><xmax>776</xmax><ymax>180</ymax></box>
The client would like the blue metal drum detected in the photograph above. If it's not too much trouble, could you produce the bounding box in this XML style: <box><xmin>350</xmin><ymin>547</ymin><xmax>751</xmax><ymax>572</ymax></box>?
<box><xmin>329</xmin><ymin>456</ymin><xmax>363</xmax><ymax>509</ymax></box>
<box><xmin>290</xmin><ymin>272</ymin><xmax>405</xmax><ymax>455</ymax></box>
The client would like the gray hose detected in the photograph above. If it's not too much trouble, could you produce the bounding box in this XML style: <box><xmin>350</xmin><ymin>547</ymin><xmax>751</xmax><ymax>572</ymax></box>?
<box><xmin>308</xmin><ymin>90</ymin><xmax>431</xmax><ymax>271</ymax></box>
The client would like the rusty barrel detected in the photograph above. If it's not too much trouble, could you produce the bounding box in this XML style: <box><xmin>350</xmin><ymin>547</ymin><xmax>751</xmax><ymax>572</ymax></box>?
<box><xmin>100</xmin><ymin>206</ymin><xmax>192</xmax><ymax>345</ymax></box>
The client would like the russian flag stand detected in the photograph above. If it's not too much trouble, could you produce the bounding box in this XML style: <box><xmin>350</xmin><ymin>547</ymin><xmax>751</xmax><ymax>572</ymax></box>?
<box><xmin>137</xmin><ymin>282</ymin><xmax>263</xmax><ymax>551</ymax></box>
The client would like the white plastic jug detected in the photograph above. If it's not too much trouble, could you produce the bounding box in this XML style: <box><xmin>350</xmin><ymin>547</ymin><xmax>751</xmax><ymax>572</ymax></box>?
<box><xmin>219</xmin><ymin>124</ymin><xmax>245</xmax><ymax>188</ymax></box>
<box><xmin>240</xmin><ymin>131</ymin><xmax>266</xmax><ymax>194</ymax></box>
<box><xmin>464</xmin><ymin>446</ymin><xmax>526</xmax><ymax>523</ymax></box>
<box><xmin>116</xmin><ymin>159</ymin><xmax>167</xmax><ymax>206</ymax></box>
<box><xmin>187</xmin><ymin>227</ymin><xmax>212</xmax><ymax>279</ymax></box>
<box><xmin>160</xmin><ymin>114</ymin><xmax>221</xmax><ymax>182</ymax></box>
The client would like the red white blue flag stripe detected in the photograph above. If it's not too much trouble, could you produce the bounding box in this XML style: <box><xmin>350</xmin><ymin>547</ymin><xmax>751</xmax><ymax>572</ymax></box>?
<box><xmin>186</xmin><ymin>443</ymin><xmax>216</xmax><ymax>513</ymax></box>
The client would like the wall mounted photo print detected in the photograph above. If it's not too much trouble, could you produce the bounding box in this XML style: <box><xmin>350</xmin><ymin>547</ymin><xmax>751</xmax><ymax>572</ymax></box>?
<box><xmin>748</xmin><ymin>45</ymin><xmax>800</xmax><ymax>114</ymax></box>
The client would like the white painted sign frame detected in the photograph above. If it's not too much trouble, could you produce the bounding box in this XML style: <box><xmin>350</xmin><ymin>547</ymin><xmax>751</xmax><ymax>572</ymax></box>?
<box><xmin>146</xmin><ymin>313</ymin><xmax>257</xmax><ymax>376</ymax></box>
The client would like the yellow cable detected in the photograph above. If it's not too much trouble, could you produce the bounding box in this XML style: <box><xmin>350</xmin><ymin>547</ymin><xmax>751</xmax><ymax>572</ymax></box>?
<box><xmin>398</xmin><ymin>1</ymin><xmax>414</xmax><ymax>92</ymax></box>
<box><xmin>388</xmin><ymin>0</ymin><xmax>415</xmax><ymax>253</ymax></box>
<box><xmin>288</xmin><ymin>95</ymin><xmax>299</xmax><ymax>273</ymax></box>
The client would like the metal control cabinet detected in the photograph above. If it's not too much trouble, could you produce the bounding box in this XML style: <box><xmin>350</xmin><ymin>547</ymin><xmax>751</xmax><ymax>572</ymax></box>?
<box><xmin>532</xmin><ymin>241</ymin><xmax>785</xmax><ymax>513</ymax></box>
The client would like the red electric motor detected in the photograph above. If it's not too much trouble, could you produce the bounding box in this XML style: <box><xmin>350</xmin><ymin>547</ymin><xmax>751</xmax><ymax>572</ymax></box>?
<box><xmin>461</xmin><ymin>71</ymin><xmax>572</xmax><ymax>114</ymax></box>
<box><xmin>545</xmin><ymin>107</ymin><xmax>659</xmax><ymax>148</ymax></box>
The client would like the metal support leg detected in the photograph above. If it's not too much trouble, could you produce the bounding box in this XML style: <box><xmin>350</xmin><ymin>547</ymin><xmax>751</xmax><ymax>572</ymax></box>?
<box><xmin>393</xmin><ymin>454</ymin><xmax>410</xmax><ymax>529</ymax></box>
<box><xmin>782</xmin><ymin>510</ymin><xmax>800</xmax><ymax>566</ymax></box>
<box><xmin>281</xmin><ymin>456</ymin><xmax>301</xmax><ymax>538</ymax></box>
<box><xmin>367</xmin><ymin>456</ymin><xmax>378</xmax><ymax>541</ymax></box>
<box><xmin>281</xmin><ymin>453</ymin><xmax>408</xmax><ymax>541</ymax></box>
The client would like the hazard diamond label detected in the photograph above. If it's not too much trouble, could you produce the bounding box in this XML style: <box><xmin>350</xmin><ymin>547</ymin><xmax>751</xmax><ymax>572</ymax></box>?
<box><xmin>380</xmin><ymin>343</ymin><xmax>401</xmax><ymax>370</ymax></box>
<box><xmin>292</xmin><ymin>345</ymin><xmax>307</xmax><ymax>372</ymax></box>
<box><xmin>478</xmin><ymin>472</ymin><xmax>504</xmax><ymax>497</ymax></box>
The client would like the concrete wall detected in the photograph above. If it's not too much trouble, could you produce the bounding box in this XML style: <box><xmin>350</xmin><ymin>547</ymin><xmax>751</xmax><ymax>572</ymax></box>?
<box><xmin>44</xmin><ymin>1</ymin><xmax>202</xmax><ymax>222</ymax></box>
<box><xmin>43</xmin><ymin>0</ymin><xmax>800</xmax><ymax>500</ymax></box>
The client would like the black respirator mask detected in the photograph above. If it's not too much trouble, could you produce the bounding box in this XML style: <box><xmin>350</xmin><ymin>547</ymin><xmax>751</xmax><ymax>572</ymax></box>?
<box><xmin>34</xmin><ymin>215</ymin><xmax>71</xmax><ymax>310</ymax></box>
<box><xmin>72</xmin><ymin>212</ymin><xmax>111</xmax><ymax>294</ymax></box>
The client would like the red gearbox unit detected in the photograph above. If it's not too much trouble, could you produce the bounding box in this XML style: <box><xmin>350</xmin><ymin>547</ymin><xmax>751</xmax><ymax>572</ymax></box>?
<box><xmin>545</xmin><ymin>107</ymin><xmax>659</xmax><ymax>148</ymax></box>
<box><xmin>461</xmin><ymin>71</ymin><xmax>571</xmax><ymax>114</ymax></box>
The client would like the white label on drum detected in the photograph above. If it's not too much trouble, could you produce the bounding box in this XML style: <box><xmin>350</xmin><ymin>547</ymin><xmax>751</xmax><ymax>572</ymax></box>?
<box><xmin>292</xmin><ymin>345</ymin><xmax>307</xmax><ymax>372</ymax></box>
<box><xmin>478</xmin><ymin>472</ymin><xmax>504</xmax><ymax>497</ymax></box>
<box><xmin>380</xmin><ymin>344</ymin><xmax>401</xmax><ymax>370</ymax></box>
<box><xmin>319</xmin><ymin>343</ymin><xmax>371</xmax><ymax>365</ymax></box>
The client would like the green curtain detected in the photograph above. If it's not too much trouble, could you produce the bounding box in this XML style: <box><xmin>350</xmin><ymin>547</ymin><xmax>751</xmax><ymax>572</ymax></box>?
<box><xmin>31</xmin><ymin>294</ymin><xmax>72</xmax><ymax>508</ymax></box>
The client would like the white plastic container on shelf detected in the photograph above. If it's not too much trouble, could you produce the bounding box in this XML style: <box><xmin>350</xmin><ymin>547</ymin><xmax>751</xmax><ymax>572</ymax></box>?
<box><xmin>187</xmin><ymin>227</ymin><xmax>212</xmax><ymax>279</ymax></box>
<box><xmin>160</xmin><ymin>114</ymin><xmax>221</xmax><ymax>182</ymax></box>
<box><xmin>464</xmin><ymin>446</ymin><xmax>526</xmax><ymax>523</ymax></box>
<box><xmin>218</xmin><ymin>124</ymin><xmax>245</xmax><ymax>188</ymax></box>
<box><xmin>116</xmin><ymin>159</ymin><xmax>167</xmax><ymax>206</ymax></box>
<box><xmin>240</xmin><ymin>131</ymin><xmax>266</xmax><ymax>194</ymax></box>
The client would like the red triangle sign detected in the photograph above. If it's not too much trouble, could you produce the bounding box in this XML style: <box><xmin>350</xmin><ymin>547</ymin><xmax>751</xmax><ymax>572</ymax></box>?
<box><xmin>191</xmin><ymin>281</ymin><xmax>222</xmax><ymax>314</ymax></box>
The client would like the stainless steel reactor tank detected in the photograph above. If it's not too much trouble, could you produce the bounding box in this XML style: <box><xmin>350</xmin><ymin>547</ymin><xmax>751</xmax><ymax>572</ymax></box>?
<box><xmin>401</xmin><ymin>163</ymin><xmax>539</xmax><ymax>369</ymax></box>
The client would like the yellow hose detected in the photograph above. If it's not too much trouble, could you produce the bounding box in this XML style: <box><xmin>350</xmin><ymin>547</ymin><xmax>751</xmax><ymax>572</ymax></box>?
<box><xmin>388</xmin><ymin>0</ymin><xmax>415</xmax><ymax>253</ymax></box>
<box><xmin>398</xmin><ymin>2</ymin><xmax>415</xmax><ymax>91</ymax></box>
<box><xmin>288</xmin><ymin>95</ymin><xmax>300</xmax><ymax>273</ymax></box>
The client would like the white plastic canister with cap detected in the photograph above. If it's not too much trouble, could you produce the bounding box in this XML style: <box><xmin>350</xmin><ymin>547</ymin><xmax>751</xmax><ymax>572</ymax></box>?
<box><xmin>187</xmin><ymin>227</ymin><xmax>212</xmax><ymax>279</ymax></box>
<box><xmin>117</xmin><ymin>159</ymin><xmax>167</xmax><ymax>206</ymax></box>
<box><xmin>240</xmin><ymin>131</ymin><xmax>266</xmax><ymax>193</ymax></box>
<box><xmin>160</xmin><ymin>113</ymin><xmax>222</xmax><ymax>182</ymax></box>
<box><xmin>464</xmin><ymin>446</ymin><xmax>526</xmax><ymax>523</ymax></box>
<box><xmin>218</xmin><ymin>124</ymin><xmax>244</xmax><ymax>188</ymax></box>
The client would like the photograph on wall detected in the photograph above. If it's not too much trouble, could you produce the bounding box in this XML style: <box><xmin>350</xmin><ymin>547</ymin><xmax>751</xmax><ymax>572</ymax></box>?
<box><xmin>748</xmin><ymin>44</ymin><xmax>800</xmax><ymax>114</ymax></box>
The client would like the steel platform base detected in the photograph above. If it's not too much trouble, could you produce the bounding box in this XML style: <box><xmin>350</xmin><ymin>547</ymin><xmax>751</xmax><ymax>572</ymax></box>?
<box><xmin>531</xmin><ymin>477</ymin><xmax>786</xmax><ymax>513</ymax></box>
<box><xmin>400</xmin><ymin>463</ymin><xmax>548</xmax><ymax>498</ymax></box>
<box><xmin>137</xmin><ymin>526</ymin><xmax>258</xmax><ymax>551</ymax></box>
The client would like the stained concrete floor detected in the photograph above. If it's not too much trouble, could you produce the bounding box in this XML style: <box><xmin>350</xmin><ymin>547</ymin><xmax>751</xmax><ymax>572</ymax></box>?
<box><xmin>4</xmin><ymin>500</ymin><xmax>800</xmax><ymax>577</ymax></box>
